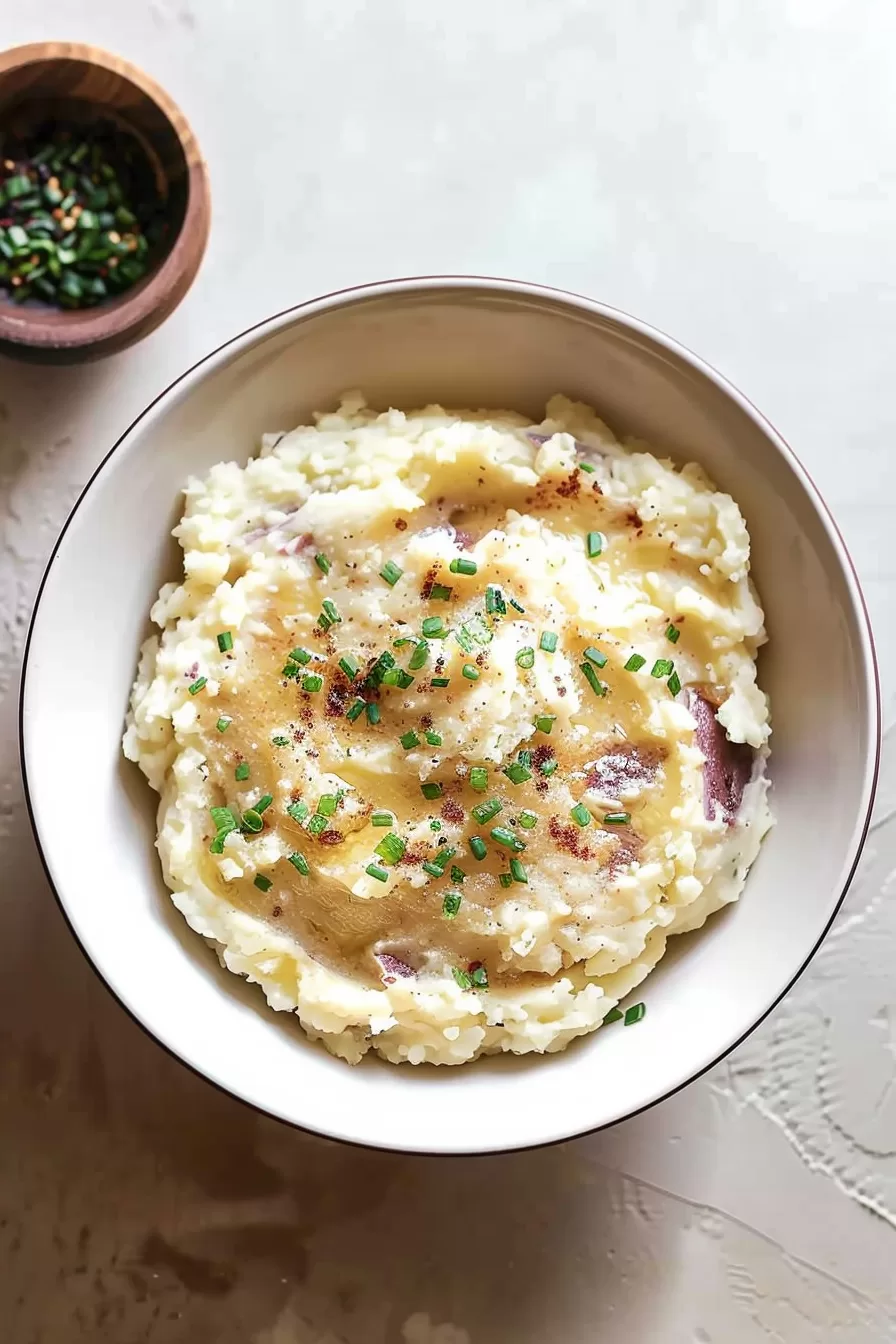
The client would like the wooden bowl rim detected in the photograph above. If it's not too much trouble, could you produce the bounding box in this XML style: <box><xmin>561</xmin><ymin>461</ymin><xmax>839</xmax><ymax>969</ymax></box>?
<box><xmin>0</xmin><ymin>41</ymin><xmax>210</xmax><ymax>350</ymax></box>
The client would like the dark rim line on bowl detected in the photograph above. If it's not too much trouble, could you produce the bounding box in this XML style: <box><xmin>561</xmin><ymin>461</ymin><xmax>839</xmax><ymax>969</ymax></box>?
<box><xmin>17</xmin><ymin>275</ymin><xmax>882</xmax><ymax>1157</ymax></box>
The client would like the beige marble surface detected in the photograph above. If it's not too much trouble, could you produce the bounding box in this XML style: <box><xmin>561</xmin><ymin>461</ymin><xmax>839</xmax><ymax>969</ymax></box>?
<box><xmin>3</xmin><ymin>2</ymin><xmax>896</xmax><ymax>1340</ymax></box>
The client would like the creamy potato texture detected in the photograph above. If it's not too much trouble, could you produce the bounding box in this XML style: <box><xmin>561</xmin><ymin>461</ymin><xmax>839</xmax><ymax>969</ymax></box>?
<box><xmin>124</xmin><ymin>394</ymin><xmax>772</xmax><ymax>1065</ymax></box>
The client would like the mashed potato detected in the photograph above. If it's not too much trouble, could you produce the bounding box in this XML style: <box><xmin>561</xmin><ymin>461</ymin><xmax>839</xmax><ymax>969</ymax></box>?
<box><xmin>124</xmin><ymin>394</ymin><xmax>772</xmax><ymax>1066</ymax></box>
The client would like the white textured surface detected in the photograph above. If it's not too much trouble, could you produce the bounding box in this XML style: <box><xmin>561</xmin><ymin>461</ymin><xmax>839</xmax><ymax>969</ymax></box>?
<box><xmin>1</xmin><ymin>2</ymin><xmax>895</xmax><ymax>1339</ymax></box>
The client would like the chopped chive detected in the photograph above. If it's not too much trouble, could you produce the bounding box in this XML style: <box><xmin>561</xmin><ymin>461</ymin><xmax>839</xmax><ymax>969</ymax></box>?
<box><xmin>393</xmin><ymin>637</ymin><xmax>416</xmax><ymax>649</ymax></box>
<box><xmin>216</xmin><ymin>716</ymin><xmax>232</xmax><ymax>733</ymax></box>
<box><xmin>508</xmin><ymin>596</ymin><xmax>526</xmax><ymax>613</ymax></box>
<box><xmin>366</xmin><ymin>651</ymin><xmax>395</xmax><ymax>687</ymax></box>
<box><xmin>366</xmin><ymin>702</ymin><xmax>381</xmax><ymax>725</ymax></box>
<box><xmin>580</xmin><ymin>663</ymin><xmax>607</xmax><ymax>697</ymax></box>
<box><xmin>539</xmin><ymin>758</ymin><xmax>558</xmax><ymax>777</ymax></box>
<box><xmin>624</xmin><ymin>1002</ymin><xmax>646</xmax><ymax>1026</ymax></box>
<box><xmin>430</xmin><ymin>820</ymin><xmax>442</xmax><ymax>831</ymax></box>
<box><xmin>254</xmin><ymin>874</ymin><xmax>273</xmax><ymax>892</ymax></box>
<box><xmin>571</xmin><ymin>803</ymin><xmax>591</xmax><ymax>827</ymax></box>
<box><xmin>668</xmin><ymin>670</ymin><xmax>682</xmax><ymax>697</ymax></box>
<box><xmin>509</xmin><ymin>858</ymin><xmax>528</xmax><ymax>884</ymax></box>
<box><xmin>422</xmin><ymin>616</ymin><xmax>448</xmax><ymax>638</ymax></box>
<box><xmin>272</xmin><ymin>735</ymin><xmax>290</xmax><ymax>746</ymax></box>
<box><xmin>503</xmin><ymin>762</ymin><xmax>532</xmax><ymax>784</ymax></box>
<box><xmin>449</xmin><ymin>557</ymin><xmax>478</xmax><ymax>575</ymax></box>
<box><xmin>454</xmin><ymin>626</ymin><xmax>474</xmax><ymax>654</ymax></box>
<box><xmin>490</xmin><ymin>826</ymin><xmax>526</xmax><ymax>852</ymax></box>
<box><xmin>603</xmin><ymin>812</ymin><xmax>631</xmax><ymax>825</ymax></box>
<box><xmin>286</xmin><ymin>801</ymin><xmax>309</xmax><ymax>823</ymax></box>
<box><xmin>188</xmin><ymin>676</ymin><xmax>207</xmax><ymax>695</ymax></box>
<box><xmin>519</xmin><ymin>809</ymin><xmax>539</xmax><ymax>829</ymax></box>
<box><xmin>431</xmin><ymin>676</ymin><xmax>451</xmax><ymax>687</ymax></box>
<box><xmin>288</xmin><ymin>852</ymin><xmax>310</xmax><ymax>875</ymax></box>
<box><xmin>235</xmin><ymin>761</ymin><xmax>250</xmax><ymax>781</ymax></box>
<box><xmin>210</xmin><ymin>805</ymin><xmax>239</xmax><ymax>834</ymax></box>
<box><xmin>468</xmin><ymin>836</ymin><xmax>488</xmax><ymax>860</ymax></box>
<box><xmin>624</xmin><ymin>654</ymin><xmax>646</xmax><ymax>672</ymax></box>
<box><xmin>217</xmin><ymin>631</ymin><xmax>233</xmax><ymax>652</ymax></box>
<box><xmin>462</xmin><ymin>664</ymin><xmax>480</xmax><ymax>681</ymax></box>
<box><xmin>317</xmin><ymin>794</ymin><xmax>339</xmax><ymax>816</ymax></box>
<box><xmin>242</xmin><ymin>809</ymin><xmax>263</xmax><ymax>833</ymax></box>
<box><xmin>486</xmin><ymin>584</ymin><xmax>506</xmax><ymax>615</ymax></box>
<box><xmin>498</xmin><ymin>872</ymin><xmax>513</xmax><ymax>887</ymax></box>
<box><xmin>338</xmin><ymin>653</ymin><xmax>360</xmax><ymax>679</ymax></box>
<box><xmin>375</xmin><ymin>832</ymin><xmax>406</xmax><ymax>864</ymax></box>
<box><xmin>346</xmin><ymin>697</ymin><xmax>366</xmax><ymax>722</ymax></box>
<box><xmin>400</xmin><ymin>730</ymin><xmax>420</xmax><ymax>750</ymax></box>
<box><xmin>472</xmin><ymin>798</ymin><xmax>503</xmax><ymax>825</ymax></box>
<box><xmin>421</xmin><ymin>781</ymin><xmax>443</xmax><ymax>800</ymax></box>
<box><xmin>603</xmin><ymin>1007</ymin><xmax>623</xmax><ymax>1025</ymax></box>
<box><xmin>290</xmin><ymin>647</ymin><xmax>312</xmax><ymax>664</ymax></box>
<box><xmin>422</xmin><ymin>861</ymin><xmax>443</xmax><ymax>877</ymax></box>
<box><xmin>450</xmin><ymin>865</ymin><xmax>466</xmax><ymax>883</ymax></box>
<box><xmin>580</xmin><ymin>461</ymin><xmax>596</xmax><ymax>474</ymax></box>
<box><xmin>586</xmin><ymin>531</ymin><xmax>604</xmax><ymax>558</ymax></box>
<box><xmin>469</xmin><ymin>766</ymin><xmax>488</xmax><ymax>792</ymax></box>
<box><xmin>452</xmin><ymin>967</ymin><xmax>473</xmax><ymax>990</ymax></box>
<box><xmin>666</xmin><ymin>624</ymin><xmax>681</xmax><ymax>644</ymax></box>
<box><xmin>302</xmin><ymin>674</ymin><xmax>323</xmax><ymax>693</ymax></box>
<box><xmin>380</xmin><ymin>560</ymin><xmax>404</xmax><ymax>586</ymax></box>
<box><xmin>409</xmin><ymin>640</ymin><xmax>430</xmax><ymax>671</ymax></box>
<box><xmin>314</xmin><ymin>553</ymin><xmax>331</xmax><ymax>574</ymax></box>
<box><xmin>584</xmin><ymin>646</ymin><xmax>608</xmax><ymax>668</ymax></box>
<box><xmin>535</xmin><ymin>714</ymin><xmax>555</xmax><ymax>734</ymax></box>
<box><xmin>256</xmin><ymin>794</ymin><xmax>274</xmax><ymax>814</ymax></box>
<box><xmin>429</xmin><ymin>583</ymin><xmax>453</xmax><ymax>601</ymax></box>
<box><xmin>443</xmin><ymin>891</ymin><xmax>462</xmax><ymax>919</ymax></box>
<box><xmin>539</xmin><ymin>631</ymin><xmax>558</xmax><ymax>652</ymax></box>
<box><xmin>425</xmin><ymin>729</ymin><xmax>442</xmax><ymax>745</ymax></box>
<box><xmin>392</xmin><ymin>669</ymin><xmax>415</xmax><ymax>689</ymax></box>
<box><xmin>307</xmin><ymin>814</ymin><xmax>328</xmax><ymax>836</ymax></box>
<box><xmin>281</xmin><ymin>661</ymin><xmax>300</xmax><ymax>679</ymax></box>
<box><xmin>366</xmin><ymin>863</ymin><xmax>389</xmax><ymax>882</ymax></box>
<box><xmin>371</xmin><ymin>810</ymin><xmax>394</xmax><ymax>827</ymax></box>
<box><xmin>515</xmin><ymin>647</ymin><xmax>535</xmax><ymax>669</ymax></box>
<box><xmin>321</xmin><ymin>599</ymin><xmax>341</xmax><ymax>625</ymax></box>
<box><xmin>650</xmin><ymin>659</ymin><xmax>674</xmax><ymax>679</ymax></box>
<box><xmin>471</xmin><ymin>962</ymin><xmax>487</xmax><ymax>987</ymax></box>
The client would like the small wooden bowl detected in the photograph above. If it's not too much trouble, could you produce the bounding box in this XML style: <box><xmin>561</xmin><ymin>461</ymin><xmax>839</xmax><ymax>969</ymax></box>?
<box><xmin>0</xmin><ymin>42</ymin><xmax>210</xmax><ymax>362</ymax></box>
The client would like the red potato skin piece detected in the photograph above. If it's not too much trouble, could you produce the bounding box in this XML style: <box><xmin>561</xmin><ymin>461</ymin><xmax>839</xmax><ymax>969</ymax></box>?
<box><xmin>687</xmin><ymin>689</ymin><xmax>754</xmax><ymax>824</ymax></box>
<box><xmin>587</xmin><ymin>743</ymin><xmax>663</xmax><ymax>797</ymax></box>
<box><xmin>376</xmin><ymin>953</ymin><xmax>416</xmax><ymax>985</ymax></box>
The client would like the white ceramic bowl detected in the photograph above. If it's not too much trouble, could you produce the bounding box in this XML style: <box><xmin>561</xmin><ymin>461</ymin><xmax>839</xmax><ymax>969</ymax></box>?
<box><xmin>21</xmin><ymin>278</ymin><xmax>879</xmax><ymax>1154</ymax></box>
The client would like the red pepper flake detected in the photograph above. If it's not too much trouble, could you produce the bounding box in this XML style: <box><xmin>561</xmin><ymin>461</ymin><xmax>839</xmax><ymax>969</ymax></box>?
<box><xmin>441</xmin><ymin>798</ymin><xmax>465</xmax><ymax>825</ymax></box>
<box><xmin>271</xmin><ymin>905</ymin><xmax>282</xmax><ymax>918</ymax></box>
<box><xmin>555</xmin><ymin>470</ymin><xmax>581</xmax><ymax>499</ymax></box>
<box><xmin>531</xmin><ymin>744</ymin><xmax>554</xmax><ymax>770</ymax></box>
<box><xmin>300</xmin><ymin>708</ymin><xmax>314</xmax><ymax>727</ymax></box>
<box><xmin>468</xmin><ymin>960</ymin><xmax>482</xmax><ymax>974</ymax></box>
<box><xmin>325</xmin><ymin>683</ymin><xmax>348</xmax><ymax>718</ymax></box>
<box><xmin>549</xmin><ymin>815</ymin><xmax>592</xmax><ymax>860</ymax></box>
<box><xmin>318</xmin><ymin>830</ymin><xmax>343</xmax><ymax>845</ymax></box>
<box><xmin>395</xmin><ymin>518</ymin><xmax>408</xmax><ymax>530</ymax></box>
<box><xmin>399</xmin><ymin>849</ymin><xmax>426</xmax><ymax>865</ymax></box>
<box><xmin>420</xmin><ymin>566</ymin><xmax>439</xmax><ymax>599</ymax></box>
<box><xmin>420</xmin><ymin>712</ymin><xmax>433</xmax><ymax>729</ymax></box>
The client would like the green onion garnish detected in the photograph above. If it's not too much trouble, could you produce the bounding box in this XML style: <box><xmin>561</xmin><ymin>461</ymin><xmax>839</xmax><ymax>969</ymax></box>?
<box><xmin>454</xmin><ymin>626</ymin><xmax>474</xmax><ymax>653</ymax></box>
<box><xmin>216</xmin><ymin>716</ymin><xmax>232</xmax><ymax>733</ymax></box>
<box><xmin>509</xmin><ymin>858</ymin><xmax>528</xmax><ymax>884</ymax></box>
<box><xmin>624</xmin><ymin>654</ymin><xmax>646</xmax><ymax>672</ymax></box>
<box><xmin>346</xmin><ymin>697</ymin><xmax>366</xmax><ymax>722</ymax></box>
<box><xmin>290</xmin><ymin>647</ymin><xmax>312</xmax><ymax>664</ymax></box>
<box><xmin>503</xmin><ymin>762</ymin><xmax>531</xmax><ymax>784</ymax></box>
<box><xmin>366</xmin><ymin>863</ymin><xmax>389</xmax><ymax>882</ymax></box>
<box><xmin>535</xmin><ymin>714</ymin><xmax>555</xmax><ymax>734</ymax></box>
<box><xmin>363</xmin><ymin>703</ymin><xmax>378</xmax><ymax>726</ymax></box>
<box><xmin>314</xmin><ymin>553</ymin><xmax>330</xmax><ymax>574</ymax></box>
<box><xmin>603</xmin><ymin>812</ymin><xmax>631</xmax><ymax>825</ymax></box>
<box><xmin>490</xmin><ymin>826</ymin><xmax>525</xmax><ymax>852</ymax></box>
<box><xmin>242</xmin><ymin>809</ymin><xmax>264</xmax><ymax>833</ymax></box>
<box><xmin>217</xmin><ymin>631</ymin><xmax>233</xmax><ymax>652</ymax></box>
<box><xmin>317</xmin><ymin>794</ymin><xmax>338</xmax><ymax>816</ymax></box>
<box><xmin>580</xmin><ymin>462</ymin><xmax>596</xmax><ymax>474</ymax></box>
<box><xmin>449</xmin><ymin>557</ymin><xmax>477</xmax><ymax>575</ymax></box>
<box><xmin>307</xmin><ymin>814</ymin><xmax>328</xmax><ymax>836</ymax></box>
<box><xmin>462</xmin><ymin>664</ymin><xmax>480</xmax><ymax>681</ymax></box>
<box><xmin>339</xmin><ymin>653</ymin><xmax>360</xmax><ymax>679</ymax></box>
<box><xmin>508</xmin><ymin>596</ymin><xmax>526</xmax><ymax>614</ymax></box>
<box><xmin>603</xmin><ymin>1007</ymin><xmax>623</xmax><ymax>1025</ymax></box>
<box><xmin>281</xmin><ymin>661</ymin><xmax>300</xmax><ymax>679</ymax></box>
<box><xmin>469</xmin><ymin>836</ymin><xmax>487</xmax><ymax>860</ymax></box>
<box><xmin>272</xmin><ymin>735</ymin><xmax>290</xmax><ymax>746</ymax></box>
<box><xmin>580</xmin><ymin>663</ymin><xmax>607</xmax><ymax>697</ymax></box>
<box><xmin>498</xmin><ymin>872</ymin><xmax>513</xmax><ymax>887</ymax></box>
<box><xmin>210</xmin><ymin>805</ymin><xmax>238</xmax><ymax>834</ymax></box>
<box><xmin>400</xmin><ymin>730</ymin><xmax>420</xmax><ymax>750</ymax></box>
<box><xmin>472</xmin><ymin>798</ymin><xmax>503</xmax><ymax>825</ymax></box>
<box><xmin>443</xmin><ymin>891</ymin><xmax>462</xmax><ymax>919</ymax></box>
<box><xmin>469</xmin><ymin>767</ymin><xmax>488</xmax><ymax>792</ymax></box>
<box><xmin>584</xmin><ymin>646</ymin><xmax>608</xmax><ymax>668</ymax></box>
<box><xmin>422</xmin><ymin>861</ymin><xmax>443</xmax><ymax>877</ymax></box>
<box><xmin>380</xmin><ymin>560</ymin><xmax>403</xmax><ymax>586</ymax></box>
<box><xmin>666</xmin><ymin>624</ymin><xmax>680</xmax><ymax>644</ymax></box>
<box><xmin>288</xmin><ymin>852</ymin><xmax>310</xmax><ymax>876</ymax></box>
<box><xmin>624</xmin><ymin>1002</ymin><xmax>646</xmax><ymax>1025</ymax></box>
<box><xmin>302</xmin><ymin>674</ymin><xmax>323</xmax><ymax>693</ymax></box>
<box><xmin>539</xmin><ymin>631</ymin><xmax>557</xmax><ymax>652</ymax></box>
<box><xmin>421</xmin><ymin>781</ymin><xmax>443</xmax><ymax>801</ymax></box>
<box><xmin>450</xmin><ymin>865</ymin><xmax>466</xmax><ymax>883</ymax></box>
<box><xmin>256</xmin><ymin>794</ymin><xmax>274</xmax><ymax>814</ymax></box>
<box><xmin>425</xmin><ymin>729</ymin><xmax>442</xmax><ymax>745</ymax></box>
<box><xmin>366</xmin><ymin>651</ymin><xmax>395</xmax><ymax>687</ymax></box>
<box><xmin>539</xmin><ymin>758</ymin><xmax>558</xmax><ymax>777</ymax></box>
<box><xmin>515</xmin><ymin>647</ymin><xmax>535</xmax><ymax>669</ymax></box>
<box><xmin>188</xmin><ymin>676</ymin><xmax>207</xmax><ymax>695</ymax></box>
<box><xmin>430</xmin><ymin>822</ymin><xmax>441</xmax><ymax>833</ymax></box>
<box><xmin>486</xmin><ymin>584</ymin><xmax>506</xmax><ymax>615</ymax></box>
<box><xmin>383</xmin><ymin>668</ymin><xmax>415</xmax><ymax>689</ymax></box>
<box><xmin>409</xmin><ymin>640</ymin><xmax>430</xmax><ymax>671</ymax></box>
<box><xmin>471</xmin><ymin>965</ymin><xmax>488</xmax><ymax>988</ymax></box>
<box><xmin>650</xmin><ymin>659</ymin><xmax>673</xmax><ymax>679</ymax></box>
<box><xmin>422</xmin><ymin>616</ymin><xmax>448</xmax><ymax>638</ymax></box>
<box><xmin>235</xmin><ymin>761</ymin><xmax>250</xmax><ymax>781</ymax></box>
<box><xmin>371</xmin><ymin>810</ymin><xmax>393</xmax><ymax>827</ymax></box>
<box><xmin>254</xmin><ymin>874</ymin><xmax>272</xmax><ymax>892</ymax></box>
<box><xmin>431</xmin><ymin>676</ymin><xmax>451</xmax><ymax>687</ymax></box>
<box><xmin>393</xmin><ymin>637</ymin><xmax>416</xmax><ymax>649</ymax></box>
<box><xmin>452</xmin><ymin>967</ymin><xmax>473</xmax><ymax>990</ymax></box>
<box><xmin>668</xmin><ymin>670</ymin><xmax>682</xmax><ymax>697</ymax></box>
<box><xmin>519</xmin><ymin>810</ymin><xmax>539</xmax><ymax>829</ymax></box>
<box><xmin>321</xmin><ymin>599</ymin><xmax>341</xmax><ymax>625</ymax></box>
<box><xmin>586</xmin><ymin>531</ymin><xmax>604</xmax><ymax>558</ymax></box>
<box><xmin>375</xmin><ymin>832</ymin><xmax>406</xmax><ymax>864</ymax></box>
<box><xmin>570</xmin><ymin>803</ymin><xmax>591</xmax><ymax>827</ymax></box>
<box><xmin>429</xmin><ymin>583</ymin><xmax>452</xmax><ymax>601</ymax></box>
<box><xmin>286</xmin><ymin>801</ymin><xmax>308</xmax><ymax>823</ymax></box>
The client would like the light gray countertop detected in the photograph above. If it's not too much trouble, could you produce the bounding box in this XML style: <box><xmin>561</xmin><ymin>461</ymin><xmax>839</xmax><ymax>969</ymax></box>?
<box><xmin>2</xmin><ymin>3</ymin><xmax>895</xmax><ymax>1340</ymax></box>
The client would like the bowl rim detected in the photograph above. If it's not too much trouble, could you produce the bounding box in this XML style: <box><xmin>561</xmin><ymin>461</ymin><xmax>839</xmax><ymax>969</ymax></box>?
<box><xmin>18</xmin><ymin>274</ymin><xmax>882</xmax><ymax>1154</ymax></box>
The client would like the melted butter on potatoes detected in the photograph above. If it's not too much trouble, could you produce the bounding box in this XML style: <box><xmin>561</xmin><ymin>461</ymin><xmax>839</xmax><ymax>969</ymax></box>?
<box><xmin>124</xmin><ymin>394</ymin><xmax>772</xmax><ymax>1066</ymax></box>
